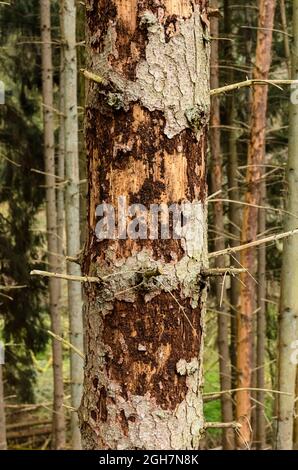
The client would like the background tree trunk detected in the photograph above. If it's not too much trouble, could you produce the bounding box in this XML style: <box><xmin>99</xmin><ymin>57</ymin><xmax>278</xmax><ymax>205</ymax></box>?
<box><xmin>40</xmin><ymin>0</ymin><xmax>66</xmax><ymax>450</ymax></box>
<box><xmin>256</xmin><ymin>178</ymin><xmax>266</xmax><ymax>449</ymax></box>
<box><xmin>210</xmin><ymin>0</ymin><xmax>234</xmax><ymax>450</ymax></box>
<box><xmin>80</xmin><ymin>0</ymin><xmax>210</xmax><ymax>450</ymax></box>
<box><xmin>223</xmin><ymin>0</ymin><xmax>240</xmax><ymax>394</ymax></box>
<box><xmin>237</xmin><ymin>0</ymin><xmax>275</xmax><ymax>447</ymax></box>
<box><xmin>61</xmin><ymin>0</ymin><xmax>84</xmax><ymax>450</ymax></box>
<box><xmin>0</xmin><ymin>364</ymin><xmax>7</xmax><ymax>450</ymax></box>
<box><xmin>277</xmin><ymin>0</ymin><xmax>298</xmax><ymax>450</ymax></box>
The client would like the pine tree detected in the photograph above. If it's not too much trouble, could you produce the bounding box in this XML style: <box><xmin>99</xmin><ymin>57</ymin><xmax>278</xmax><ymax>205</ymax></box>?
<box><xmin>79</xmin><ymin>0</ymin><xmax>210</xmax><ymax>449</ymax></box>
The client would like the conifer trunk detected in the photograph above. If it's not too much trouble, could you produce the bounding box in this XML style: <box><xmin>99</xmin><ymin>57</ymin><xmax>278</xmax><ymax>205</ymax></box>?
<box><xmin>61</xmin><ymin>0</ymin><xmax>84</xmax><ymax>450</ymax></box>
<box><xmin>40</xmin><ymin>0</ymin><xmax>66</xmax><ymax>450</ymax></box>
<box><xmin>277</xmin><ymin>0</ymin><xmax>298</xmax><ymax>450</ymax></box>
<box><xmin>80</xmin><ymin>0</ymin><xmax>210</xmax><ymax>450</ymax></box>
<box><xmin>210</xmin><ymin>0</ymin><xmax>234</xmax><ymax>450</ymax></box>
<box><xmin>237</xmin><ymin>0</ymin><xmax>275</xmax><ymax>447</ymax></box>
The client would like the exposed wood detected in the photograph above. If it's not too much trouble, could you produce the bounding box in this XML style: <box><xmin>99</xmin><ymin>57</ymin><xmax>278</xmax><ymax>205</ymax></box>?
<box><xmin>79</xmin><ymin>0</ymin><xmax>210</xmax><ymax>450</ymax></box>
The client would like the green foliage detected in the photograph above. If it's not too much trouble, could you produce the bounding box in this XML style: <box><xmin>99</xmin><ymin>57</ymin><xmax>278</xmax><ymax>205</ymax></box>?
<box><xmin>0</xmin><ymin>0</ymin><xmax>48</xmax><ymax>402</ymax></box>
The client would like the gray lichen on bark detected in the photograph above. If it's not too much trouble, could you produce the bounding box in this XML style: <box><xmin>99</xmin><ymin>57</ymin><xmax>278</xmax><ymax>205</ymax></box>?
<box><xmin>92</xmin><ymin>6</ymin><xmax>210</xmax><ymax>138</ymax></box>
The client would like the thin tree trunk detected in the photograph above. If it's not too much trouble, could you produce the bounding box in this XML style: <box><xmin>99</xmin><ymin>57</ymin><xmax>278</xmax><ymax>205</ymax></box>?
<box><xmin>210</xmin><ymin>0</ymin><xmax>234</xmax><ymax>450</ymax></box>
<box><xmin>61</xmin><ymin>0</ymin><xmax>84</xmax><ymax>450</ymax></box>
<box><xmin>80</xmin><ymin>0</ymin><xmax>210</xmax><ymax>449</ymax></box>
<box><xmin>280</xmin><ymin>0</ymin><xmax>291</xmax><ymax>76</ymax></box>
<box><xmin>237</xmin><ymin>0</ymin><xmax>275</xmax><ymax>448</ymax></box>
<box><xmin>277</xmin><ymin>0</ymin><xmax>298</xmax><ymax>450</ymax></box>
<box><xmin>77</xmin><ymin>3</ymin><xmax>87</xmax><ymax>248</ymax></box>
<box><xmin>224</xmin><ymin>0</ymin><xmax>240</xmax><ymax>396</ymax></box>
<box><xmin>57</xmin><ymin>25</ymin><xmax>65</xmax><ymax>265</ymax></box>
<box><xmin>40</xmin><ymin>0</ymin><xmax>66</xmax><ymax>450</ymax></box>
<box><xmin>256</xmin><ymin>179</ymin><xmax>266</xmax><ymax>449</ymax></box>
<box><xmin>0</xmin><ymin>364</ymin><xmax>7</xmax><ymax>450</ymax></box>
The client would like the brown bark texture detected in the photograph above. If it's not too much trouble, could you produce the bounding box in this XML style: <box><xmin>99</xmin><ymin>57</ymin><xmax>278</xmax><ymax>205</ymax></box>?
<box><xmin>237</xmin><ymin>0</ymin><xmax>275</xmax><ymax>447</ymax></box>
<box><xmin>210</xmin><ymin>0</ymin><xmax>234</xmax><ymax>450</ymax></box>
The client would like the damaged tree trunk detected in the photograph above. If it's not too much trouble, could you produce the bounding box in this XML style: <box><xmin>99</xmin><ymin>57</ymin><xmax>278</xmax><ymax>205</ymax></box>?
<box><xmin>80</xmin><ymin>0</ymin><xmax>210</xmax><ymax>450</ymax></box>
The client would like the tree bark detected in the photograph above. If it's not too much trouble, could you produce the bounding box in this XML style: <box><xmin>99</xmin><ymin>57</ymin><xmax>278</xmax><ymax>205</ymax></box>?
<box><xmin>61</xmin><ymin>0</ymin><xmax>84</xmax><ymax>450</ymax></box>
<box><xmin>223</xmin><ymin>0</ymin><xmax>240</xmax><ymax>397</ymax></box>
<box><xmin>277</xmin><ymin>0</ymin><xmax>298</xmax><ymax>450</ymax></box>
<box><xmin>256</xmin><ymin>178</ymin><xmax>266</xmax><ymax>449</ymax></box>
<box><xmin>210</xmin><ymin>0</ymin><xmax>234</xmax><ymax>450</ymax></box>
<box><xmin>237</xmin><ymin>0</ymin><xmax>275</xmax><ymax>447</ymax></box>
<box><xmin>0</xmin><ymin>364</ymin><xmax>7</xmax><ymax>450</ymax></box>
<box><xmin>80</xmin><ymin>0</ymin><xmax>210</xmax><ymax>450</ymax></box>
<box><xmin>40</xmin><ymin>0</ymin><xmax>66</xmax><ymax>450</ymax></box>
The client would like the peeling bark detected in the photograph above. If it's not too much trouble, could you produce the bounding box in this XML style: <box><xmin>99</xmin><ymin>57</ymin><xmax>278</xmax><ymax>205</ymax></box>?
<box><xmin>80</xmin><ymin>0</ymin><xmax>210</xmax><ymax>450</ymax></box>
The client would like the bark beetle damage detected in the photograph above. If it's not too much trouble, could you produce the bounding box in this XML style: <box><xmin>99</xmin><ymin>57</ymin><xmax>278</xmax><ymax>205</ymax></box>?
<box><xmin>81</xmin><ymin>0</ymin><xmax>209</xmax><ymax>450</ymax></box>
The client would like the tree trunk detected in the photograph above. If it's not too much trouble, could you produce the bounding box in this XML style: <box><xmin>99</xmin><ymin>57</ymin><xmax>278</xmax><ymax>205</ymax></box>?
<box><xmin>40</xmin><ymin>0</ymin><xmax>66</xmax><ymax>450</ymax></box>
<box><xmin>57</xmin><ymin>20</ymin><xmax>65</xmax><ymax>266</ymax></box>
<box><xmin>61</xmin><ymin>0</ymin><xmax>84</xmax><ymax>450</ymax></box>
<box><xmin>80</xmin><ymin>0</ymin><xmax>210</xmax><ymax>450</ymax></box>
<box><xmin>210</xmin><ymin>0</ymin><xmax>234</xmax><ymax>450</ymax></box>
<box><xmin>256</xmin><ymin>179</ymin><xmax>266</xmax><ymax>449</ymax></box>
<box><xmin>280</xmin><ymin>0</ymin><xmax>291</xmax><ymax>76</ymax></box>
<box><xmin>0</xmin><ymin>364</ymin><xmax>7</xmax><ymax>450</ymax></box>
<box><xmin>237</xmin><ymin>0</ymin><xmax>275</xmax><ymax>447</ymax></box>
<box><xmin>223</xmin><ymin>0</ymin><xmax>240</xmax><ymax>396</ymax></box>
<box><xmin>276</xmin><ymin>0</ymin><xmax>298</xmax><ymax>450</ymax></box>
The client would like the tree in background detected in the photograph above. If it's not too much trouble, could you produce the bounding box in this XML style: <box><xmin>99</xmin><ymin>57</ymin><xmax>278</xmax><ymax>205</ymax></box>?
<box><xmin>277</xmin><ymin>0</ymin><xmax>298</xmax><ymax>450</ymax></box>
<box><xmin>209</xmin><ymin>0</ymin><xmax>234</xmax><ymax>450</ymax></box>
<box><xmin>237</xmin><ymin>0</ymin><xmax>276</xmax><ymax>447</ymax></box>
<box><xmin>40</xmin><ymin>0</ymin><xmax>66</xmax><ymax>449</ymax></box>
<box><xmin>0</xmin><ymin>0</ymin><xmax>48</xmax><ymax>403</ymax></box>
<box><xmin>61</xmin><ymin>0</ymin><xmax>84</xmax><ymax>450</ymax></box>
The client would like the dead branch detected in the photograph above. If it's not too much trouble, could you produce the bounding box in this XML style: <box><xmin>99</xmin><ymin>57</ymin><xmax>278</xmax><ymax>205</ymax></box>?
<box><xmin>201</xmin><ymin>267</ymin><xmax>246</xmax><ymax>276</ymax></box>
<box><xmin>30</xmin><ymin>269</ymin><xmax>99</xmax><ymax>283</ymax></box>
<box><xmin>211</xmin><ymin>79</ymin><xmax>298</xmax><ymax>96</ymax></box>
<box><xmin>204</xmin><ymin>421</ymin><xmax>241</xmax><ymax>429</ymax></box>
<box><xmin>209</xmin><ymin>228</ymin><xmax>298</xmax><ymax>258</ymax></box>
<box><xmin>47</xmin><ymin>330</ymin><xmax>84</xmax><ymax>359</ymax></box>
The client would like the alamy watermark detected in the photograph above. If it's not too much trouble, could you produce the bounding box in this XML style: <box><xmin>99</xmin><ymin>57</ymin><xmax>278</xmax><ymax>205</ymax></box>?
<box><xmin>95</xmin><ymin>196</ymin><xmax>203</xmax><ymax>239</ymax></box>
<box><xmin>290</xmin><ymin>82</ymin><xmax>298</xmax><ymax>105</ymax></box>
<box><xmin>290</xmin><ymin>339</ymin><xmax>298</xmax><ymax>365</ymax></box>
<box><xmin>95</xmin><ymin>197</ymin><xmax>204</xmax><ymax>258</ymax></box>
